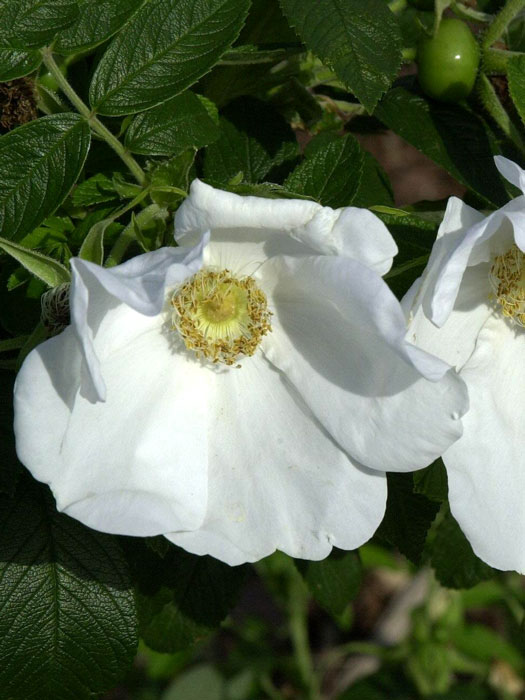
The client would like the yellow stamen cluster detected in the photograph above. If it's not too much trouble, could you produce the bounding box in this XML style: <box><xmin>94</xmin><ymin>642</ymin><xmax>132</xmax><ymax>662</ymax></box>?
<box><xmin>489</xmin><ymin>244</ymin><xmax>525</xmax><ymax>326</ymax></box>
<box><xmin>171</xmin><ymin>268</ymin><xmax>272</xmax><ymax>365</ymax></box>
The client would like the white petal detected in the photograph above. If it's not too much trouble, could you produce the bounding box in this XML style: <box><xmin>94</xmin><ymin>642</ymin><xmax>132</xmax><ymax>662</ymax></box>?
<box><xmin>258</xmin><ymin>255</ymin><xmax>468</xmax><ymax>472</ymax></box>
<box><xmin>166</xmin><ymin>356</ymin><xmax>387</xmax><ymax>565</ymax></box>
<box><xmin>14</xmin><ymin>306</ymin><xmax>209</xmax><ymax>537</ymax></box>
<box><xmin>444</xmin><ymin>315</ymin><xmax>525</xmax><ymax>573</ymax></box>
<box><xmin>175</xmin><ymin>180</ymin><xmax>396</xmax><ymax>273</ymax></box>
<box><xmin>70</xmin><ymin>241</ymin><xmax>206</xmax><ymax>401</ymax></box>
<box><xmin>407</xmin><ymin>263</ymin><xmax>493</xmax><ymax>370</ymax></box>
<box><xmin>494</xmin><ymin>155</ymin><xmax>525</xmax><ymax>194</ymax></box>
<box><xmin>430</xmin><ymin>199</ymin><xmax>525</xmax><ymax>326</ymax></box>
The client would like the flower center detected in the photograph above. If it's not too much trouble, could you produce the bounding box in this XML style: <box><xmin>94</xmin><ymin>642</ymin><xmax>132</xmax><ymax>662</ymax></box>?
<box><xmin>489</xmin><ymin>244</ymin><xmax>525</xmax><ymax>326</ymax></box>
<box><xmin>171</xmin><ymin>268</ymin><xmax>272</xmax><ymax>365</ymax></box>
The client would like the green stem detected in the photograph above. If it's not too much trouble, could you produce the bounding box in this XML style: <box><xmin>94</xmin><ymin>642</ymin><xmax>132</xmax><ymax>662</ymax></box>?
<box><xmin>477</xmin><ymin>73</ymin><xmax>525</xmax><ymax>154</ymax></box>
<box><xmin>451</xmin><ymin>0</ymin><xmax>492</xmax><ymax>23</ymax></box>
<box><xmin>40</xmin><ymin>48</ymin><xmax>146</xmax><ymax>186</ymax></box>
<box><xmin>107</xmin><ymin>187</ymin><xmax>151</xmax><ymax>225</ymax></box>
<box><xmin>287</xmin><ymin>568</ymin><xmax>320</xmax><ymax>700</ymax></box>
<box><xmin>482</xmin><ymin>0</ymin><xmax>525</xmax><ymax>48</ymax></box>
<box><xmin>483</xmin><ymin>46</ymin><xmax>523</xmax><ymax>74</ymax></box>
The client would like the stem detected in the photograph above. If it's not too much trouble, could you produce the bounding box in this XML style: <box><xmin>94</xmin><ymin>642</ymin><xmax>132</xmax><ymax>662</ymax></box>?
<box><xmin>450</xmin><ymin>0</ymin><xmax>492</xmax><ymax>23</ymax></box>
<box><xmin>287</xmin><ymin>568</ymin><xmax>320</xmax><ymax>700</ymax></box>
<box><xmin>107</xmin><ymin>187</ymin><xmax>151</xmax><ymax>225</ymax></box>
<box><xmin>40</xmin><ymin>48</ymin><xmax>146</xmax><ymax>186</ymax></box>
<box><xmin>483</xmin><ymin>46</ymin><xmax>522</xmax><ymax>74</ymax></box>
<box><xmin>477</xmin><ymin>73</ymin><xmax>525</xmax><ymax>154</ymax></box>
<box><xmin>482</xmin><ymin>0</ymin><xmax>525</xmax><ymax>48</ymax></box>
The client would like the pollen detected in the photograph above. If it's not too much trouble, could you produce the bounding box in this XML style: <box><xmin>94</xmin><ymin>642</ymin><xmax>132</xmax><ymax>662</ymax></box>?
<box><xmin>489</xmin><ymin>244</ymin><xmax>525</xmax><ymax>326</ymax></box>
<box><xmin>171</xmin><ymin>268</ymin><xmax>272</xmax><ymax>365</ymax></box>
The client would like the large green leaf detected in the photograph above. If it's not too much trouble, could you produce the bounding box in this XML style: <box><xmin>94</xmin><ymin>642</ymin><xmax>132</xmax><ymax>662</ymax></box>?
<box><xmin>125</xmin><ymin>90</ymin><xmax>220</xmax><ymax>156</ymax></box>
<box><xmin>279</xmin><ymin>0</ymin><xmax>402</xmax><ymax>112</ymax></box>
<box><xmin>431</xmin><ymin>507</ymin><xmax>494</xmax><ymax>589</ymax></box>
<box><xmin>0</xmin><ymin>0</ymin><xmax>79</xmax><ymax>49</ymax></box>
<box><xmin>0</xmin><ymin>48</ymin><xmax>41</xmax><ymax>80</ymax></box>
<box><xmin>295</xmin><ymin>549</ymin><xmax>362</xmax><ymax>620</ymax></box>
<box><xmin>0</xmin><ymin>476</ymin><xmax>138</xmax><ymax>699</ymax></box>
<box><xmin>284</xmin><ymin>132</ymin><xmax>364</xmax><ymax>207</ymax></box>
<box><xmin>376</xmin><ymin>472</ymin><xmax>440</xmax><ymax>564</ymax></box>
<box><xmin>374</xmin><ymin>84</ymin><xmax>508</xmax><ymax>208</ymax></box>
<box><xmin>0</xmin><ymin>114</ymin><xmax>90</xmax><ymax>242</ymax></box>
<box><xmin>203</xmin><ymin>96</ymin><xmax>298</xmax><ymax>184</ymax></box>
<box><xmin>128</xmin><ymin>541</ymin><xmax>248</xmax><ymax>652</ymax></box>
<box><xmin>54</xmin><ymin>0</ymin><xmax>145</xmax><ymax>54</ymax></box>
<box><xmin>89</xmin><ymin>0</ymin><xmax>251</xmax><ymax>116</ymax></box>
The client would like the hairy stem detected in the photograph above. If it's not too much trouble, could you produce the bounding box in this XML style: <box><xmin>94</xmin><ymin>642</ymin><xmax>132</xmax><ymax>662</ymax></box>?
<box><xmin>40</xmin><ymin>48</ymin><xmax>146</xmax><ymax>185</ymax></box>
<box><xmin>287</xmin><ymin>567</ymin><xmax>320</xmax><ymax>700</ymax></box>
<box><xmin>482</xmin><ymin>0</ymin><xmax>525</xmax><ymax>48</ymax></box>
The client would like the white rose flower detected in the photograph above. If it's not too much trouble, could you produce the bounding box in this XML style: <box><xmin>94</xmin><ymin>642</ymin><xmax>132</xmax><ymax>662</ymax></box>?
<box><xmin>403</xmin><ymin>156</ymin><xmax>525</xmax><ymax>573</ymax></box>
<box><xmin>14</xmin><ymin>182</ymin><xmax>467</xmax><ymax>565</ymax></box>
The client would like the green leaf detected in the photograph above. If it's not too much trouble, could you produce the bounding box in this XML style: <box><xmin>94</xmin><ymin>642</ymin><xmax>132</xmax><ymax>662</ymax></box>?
<box><xmin>150</xmin><ymin>151</ymin><xmax>195</xmax><ymax>208</ymax></box>
<box><xmin>279</xmin><ymin>0</ymin><xmax>402</xmax><ymax>112</ymax></box>
<box><xmin>0</xmin><ymin>114</ymin><xmax>91</xmax><ymax>241</ymax></box>
<box><xmin>508</xmin><ymin>54</ymin><xmax>525</xmax><ymax>128</ymax></box>
<box><xmin>431</xmin><ymin>507</ymin><xmax>494</xmax><ymax>589</ymax></box>
<box><xmin>0</xmin><ymin>235</ymin><xmax>70</xmax><ymax>286</ymax></box>
<box><xmin>295</xmin><ymin>549</ymin><xmax>362</xmax><ymax>619</ymax></box>
<box><xmin>376</xmin><ymin>472</ymin><xmax>440</xmax><ymax>564</ymax></box>
<box><xmin>374</xmin><ymin>84</ymin><xmax>508</xmax><ymax>208</ymax></box>
<box><xmin>284</xmin><ymin>132</ymin><xmax>364</xmax><ymax>207</ymax></box>
<box><xmin>203</xmin><ymin>96</ymin><xmax>298</xmax><ymax>184</ymax></box>
<box><xmin>54</xmin><ymin>0</ymin><xmax>145</xmax><ymax>54</ymax></box>
<box><xmin>413</xmin><ymin>459</ymin><xmax>448</xmax><ymax>502</ymax></box>
<box><xmin>0</xmin><ymin>48</ymin><xmax>41</xmax><ymax>80</ymax></box>
<box><xmin>128</xmin><ymin>542</ymin><xmax>248</xmax><ymax>653</ymax></box>
<box><xmin>125</xmin><ymin>90</ymin><xmax>220</xmax><ymax>156</ymax></box>
<box><xmin>0</xmin><ymin>0</ymin><xmax>79</xmax><ymax>49</ymax></box>
<box><xmin>351</xmin><ymin>150</ymin><xmax>394</xmax><ymax>208</ymax></box>
<box><xmin>0</xmin><ymin>475</ymin><xmax>138</xmax><ymax>699</ymax></box>
<box><xmin>0</xmin><ymin>370</ymin><xmax>22</xmax><ymax>495</ymax></box>
<box><xmin>89</xmin><ymin>0</ymin><xmax>251</xmax><ymax>116</ymax></box>
<box><xmin>72</xmin><ymin>173</ymin><xmax>118</xmax><ymax>207</ymax></box>
<box><xmin>78</xmin><ymin>219</ymin><xmax>110</xmax><ymax>265</ymax></box>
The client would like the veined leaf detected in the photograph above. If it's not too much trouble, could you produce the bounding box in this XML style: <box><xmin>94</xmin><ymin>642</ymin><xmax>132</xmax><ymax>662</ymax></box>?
<box><xmin>284</xmin><ymin>132</ymin><xmax>364</xmax><ymax>207</ymax></box>
<box><xmin>0</xmin><ymin>48</ymin><xmax>41</xmax><ymax>80</ymax></box>
<box><xmin>279</xmin><ymin>0</ymin><xmax>402</xmax><ymax>112</ymax></box>
<box><xmin>125</xmin><ymin>90</ymin><xmax>220</xmax><ymax>156</ymax></box>
<box><xmin>0</xmin><ymin>0</ymin><xmax>78</xmax><ymax>49</ymax></box>
<box><xmin>89</xmin><ymin>0</ymin><xmax>251</xmax><ymax>116</ymax></box>
<box><xmin>54</xmin><ymin>0</ymin><xmax>145</xmax><ymax>54</ymax></box>
<box><xmin>0</xmin><ymin>476</ymin><xmax>138</xmax><ymax>699</ymax></box>
<box><xmin>0</xmin><ymin>114</ymin><xmax>90</xmax><ymax>241</ymax></box>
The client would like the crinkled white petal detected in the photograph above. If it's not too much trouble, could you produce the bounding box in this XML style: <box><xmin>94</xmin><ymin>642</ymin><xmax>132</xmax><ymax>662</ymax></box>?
<box><xmin>14</xmin><ymin>305</ymin><xmax>209</xmax><ymax>537</ymax></box>
<box><xmin>444</xmin><ymin>315</ymin><xmax>525</xmax><ymax>573</ymax></box>
<box><xmin>257</xmin><ymin>255</ymin><xmax>468</xmax><ymax>472</ymax></box>
<box><xmin>429</xmin><ymin>198</ymin><xmax>525</xmax><ymax>326</ymax></box>
<box><xmin>175</xmin><ymin>179</ymin><xmax>396</xmax><ymax>274</ymax></box>
<box><xmin>71</xmin><ymin>240</ymin><xmax>206</xmax><ymax>401</ymax></box>
<box><xmin>407</xmin><ymin>263</ymin><xmax>493</xmax><ymax>371</ymax></box>
<box><xmin>166</xmin><ymin>355</ymin><xmax>387</xmax><ymax>565</ymax></box>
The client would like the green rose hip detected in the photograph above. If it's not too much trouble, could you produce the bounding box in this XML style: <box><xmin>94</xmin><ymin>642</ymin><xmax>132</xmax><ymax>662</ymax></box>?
<box><xmin>417</xmin><ymin>19</ymin><xmax>480</xmax><ymax>102</ymax></box>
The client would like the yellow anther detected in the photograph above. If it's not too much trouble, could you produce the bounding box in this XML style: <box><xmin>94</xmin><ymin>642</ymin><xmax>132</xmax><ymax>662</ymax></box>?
<box><xmin>171</xmin><ymin>269</ymin><xmax>272</xmax><ymax>365</ymax></box>
<box><xmin>489</xmin><ymin>244</ymin><xmax>525</xmax><ymax>326</ymax></box>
